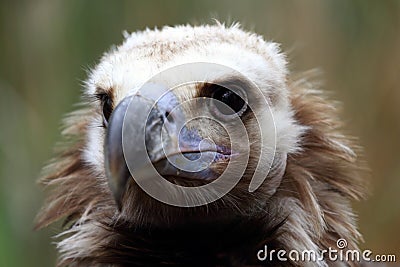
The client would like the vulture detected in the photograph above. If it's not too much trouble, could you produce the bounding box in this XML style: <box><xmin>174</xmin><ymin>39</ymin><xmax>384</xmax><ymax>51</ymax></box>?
<box><xmin>36</xmin><ymin>23</ymin><xmax>367</xmax><ymax>267</ymax></box>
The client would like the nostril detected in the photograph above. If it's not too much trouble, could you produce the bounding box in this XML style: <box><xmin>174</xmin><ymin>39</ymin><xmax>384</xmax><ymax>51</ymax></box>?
<box><xmin>165</xmin><ymin>111</ymin><xmax>174</xmax><ymax>123</ymax></box>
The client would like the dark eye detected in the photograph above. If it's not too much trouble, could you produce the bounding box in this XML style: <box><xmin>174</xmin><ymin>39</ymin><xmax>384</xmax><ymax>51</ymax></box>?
<box><xmin>211</xmin><ymin>85</ymin><xmax>247</xmax><ymax>118</ymax></box>
<box><xmin>97</xmin><ymin>93</ymin><xmax>113</xmax><ymax>127</ymax></box>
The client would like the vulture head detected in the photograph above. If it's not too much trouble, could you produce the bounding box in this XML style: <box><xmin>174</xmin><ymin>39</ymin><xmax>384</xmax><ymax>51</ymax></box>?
<box><xmin>36</xmin><ymin>23</ymin><xmax>366</xmax><ymax>266</ymax></box>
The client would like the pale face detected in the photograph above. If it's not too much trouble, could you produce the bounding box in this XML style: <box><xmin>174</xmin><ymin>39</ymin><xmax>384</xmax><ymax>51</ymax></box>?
<box><xmin>82</xmin><ymin>25</ymin><xmax>304</xmax><ymax>212</ymax></box>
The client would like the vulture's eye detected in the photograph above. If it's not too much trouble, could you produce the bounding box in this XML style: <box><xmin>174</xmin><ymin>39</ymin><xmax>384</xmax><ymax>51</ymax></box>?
<box><xmin>97</xmin><ymin>93</ymin><xmax>113</xmax><ymax>127</ymax></box>
<box><xmin>210</xmin><ymin>85</ymin><xmax>247</xmax><ymax>119</ymax></box>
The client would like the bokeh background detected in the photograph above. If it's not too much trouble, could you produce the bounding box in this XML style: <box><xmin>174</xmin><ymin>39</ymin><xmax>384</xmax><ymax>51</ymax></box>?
<box><xmin>0</xmin><ymin>0</ymin><xmax>399</xmax><ymax>266</ymax></box>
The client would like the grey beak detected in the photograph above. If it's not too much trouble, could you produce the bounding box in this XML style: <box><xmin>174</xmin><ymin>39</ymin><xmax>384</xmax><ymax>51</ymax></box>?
<box><xmin>104</xmin><ymin>96</ymin><xmax>132</xmax><ymax>210</ymax></box>
<box><xmin>104</xmin><ymin>84</ymin><xmax>224</xmax><ymax>209</ymax></box>
<box><xmin>104</xmin><ymin>85</ymin><xmax>188</xmax><ymax>209</ymax></box>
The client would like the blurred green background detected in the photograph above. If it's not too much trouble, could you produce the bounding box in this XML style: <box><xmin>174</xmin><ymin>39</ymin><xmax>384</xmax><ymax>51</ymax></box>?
<box><xmin>0</xmin><ymin>0</ymin><xmax>399</xmax><ymax>266</ymax></box>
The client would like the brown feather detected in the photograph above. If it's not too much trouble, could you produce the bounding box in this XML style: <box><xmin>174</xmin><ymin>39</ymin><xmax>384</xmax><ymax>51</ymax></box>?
<box><xmin>36</xmin><ymin>72</ymin><xmax>367</xmax><ymax>267</ymax></box>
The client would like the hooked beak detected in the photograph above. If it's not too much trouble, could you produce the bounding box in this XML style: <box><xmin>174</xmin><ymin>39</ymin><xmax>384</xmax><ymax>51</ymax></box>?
<box><xmin>104</xmin><ymin>85</ymin><xmax>230</xmax><ymax>209</ymax></box>
<box><xmin>104</xmin><ymin>96</ymin><xmax>131</xmax><ymax>209</ymax></box>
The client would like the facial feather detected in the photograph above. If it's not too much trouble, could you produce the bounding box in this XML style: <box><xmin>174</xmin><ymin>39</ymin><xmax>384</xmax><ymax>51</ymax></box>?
<box><xmin>36</xmin><ymin>23</ymin><xmax>367</xmax><ymax>267</ymax></box>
